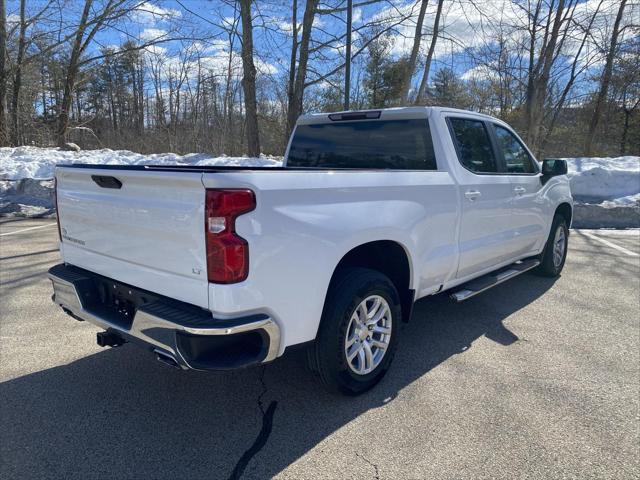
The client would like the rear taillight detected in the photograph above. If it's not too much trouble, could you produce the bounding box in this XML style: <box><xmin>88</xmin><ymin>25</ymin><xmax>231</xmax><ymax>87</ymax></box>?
<box><xmin>205</xmin><ymin>189</ymin><xmax>255</xmax><ymax>284</ymax></box>
<box><xmin>54</xmin><ymin>176</ymin><xmax>62</xmax><ymax>241</ymax></box>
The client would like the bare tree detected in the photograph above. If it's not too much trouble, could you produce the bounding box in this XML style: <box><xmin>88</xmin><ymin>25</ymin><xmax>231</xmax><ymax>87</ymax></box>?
<box><xmin>57</xmin><ymin>0</ymin><xmax>139</xmax><ymax>147</ymax></box>
<box><xmin>286</xmin><ymin>0</ymin><xmax>319</xmax><ymax>138</ymax></box>
<box><xmin>10</xmin><ymin>0</ymin><xmax>27</xmax><ymax>146</ymax></box>
<box><xmin>287</xmin><ymin>0</ymin><xmax>298</xmax><ymax>123</ymax></box>
<box><xmin>523</xmin><ymin>0</ymin><xmax>577</xmax><ymax>153</ymax></box>
<box><xmin>540</xmin><ymin>0</ymin><xmax>605</xmax><ymax>152</ymax></box>
<box><xmin>0</xmin><ymin>0</ymin><xmax>8</xmax><ymax>145</ymax></box>
<box><xmin>400</xmin><ymin>0</ymin><xmax>428</xmax><ymax>103</ymax></box>
<box><xmin>239</xmin><ymin>0</ymin><xmax>261</xmax><ymax>157</ymax></box>
<box><xmin>0</xmin><ymin>0</ymin><xmax>634</xmax><ymax>158</ymax></box>
<box><xmin>415</xmin><ymin>0</ymin><xmax>444</xmax><ymax>105</ymax></box>
<box><xmin>584</xmin><ymin>0</ymin><xmax>628</xmax><ymax>155</ymax></box>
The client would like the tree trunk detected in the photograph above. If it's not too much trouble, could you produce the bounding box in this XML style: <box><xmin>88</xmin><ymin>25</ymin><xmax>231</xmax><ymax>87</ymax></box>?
<box><xmin>584</xmin><ymin>0</ymin><xmax>627</xmax><ymax>155</ymax></box>
<box><xmin>286</xmin><ymin>0</ymin><xmax>319</xmax><ymax>138</ymax></box>
<box><xmin>344</xmin><ymin>0</ymin><xmax>352</xmax><ymax>110</ymax></box>
<box><xmin>10</xmin><ymin>0</ymin><xmax>26</xmax><ymax>146</ymax></box>
<box><xmin>239</xmin><ymin>0</ymin><xmax>261</xmax><ymax>157</ymax></box>
<box><xmin>287</xmin><ymin>0</ymin><xmax>298</xmax><ymax>113</ymax></box>
<box><xmin>285</xmin><ymin>0</ymin><xmax>298</xmax><ymax>146</ymax></box>
<box><xmin>620</xmin><ymin>108</ymin><xmax>631</xmax><ymax>155</ymax></box>
<box><xmin>400</xmin><ymin>0</ymin><xmax>428</xmax><ymax>103</ymax></box>
<box><xmin>0</xmin><ymin>0</ymin><xmax>8</xmax><ymax>146</ymax></box>
<box><xmin>415</xmin><ymin>0</ymin><xmax>444</xmax><ymax>105</ymax></box>
<box><xmin>57</xmin><ymin>0</ymin><xmax>93</xmax><ymax>147</ymax></box>
<box><xmin>525</xmin><ymin>0</ymin><xmax>567</xmax><ymax>153</ymax></box>
<box><xmin>57</xmin><ymin>0</ymin><xmax>119</xmax><ymax>147</ymax></box>
<box><xmin>523</xmin><ymin>0</ymin><xmax>543</xmax><ymax>145</ymax></box>
<box><xmin>540</xmin><ymin>0</ymin><xmax>603</xmax><ymax>152</ymax></box>
<box><xmin>40</xmin><ymin>61</ymin><xmax>48</xmax><ymax>118</ymax></box>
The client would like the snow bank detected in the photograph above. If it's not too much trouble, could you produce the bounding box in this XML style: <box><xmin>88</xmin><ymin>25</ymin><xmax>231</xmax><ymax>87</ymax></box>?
<box><xmin>564</xmin><ymin>156</ymin><xmax>639</xmax><ymax>203</ymax></box>
<box><xmin>0</xmin><ymin>178</ymin><xmax>55</xmax><ymax>217</ymax></box>
<box><xmin>0</xmin><ymin>146</ymin><xmax>282</xmax><ymax>216</ymax></box>
<box><xmin>563</xmin><ymin>156</ymin><xmax>639</xmax><ymax>228</ymax></box>
<box><xmin>1</xmin><ymin>147</ymin><xmax>638</xmax><ymax>228</ymax></box>
<box><xmin>0</xmin><ymin>146</ymin><xmax>282</xmax><ymax>180</ymax></box>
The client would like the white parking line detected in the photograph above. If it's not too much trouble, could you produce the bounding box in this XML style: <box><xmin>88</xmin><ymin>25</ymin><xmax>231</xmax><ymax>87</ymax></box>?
<box><xmin>0</xmin><ymin>223</ymin><xmax>57</xmax><ymax>237</ymax></box>
<box><xmin>576</xmin><ymin>228</ymin><xmax>640</xmax><ymax>237</ymax></box>
<box><xmin>577</xmin><ymin>230</ymin><xmax>639</xmax><ymax>257</ymax></box>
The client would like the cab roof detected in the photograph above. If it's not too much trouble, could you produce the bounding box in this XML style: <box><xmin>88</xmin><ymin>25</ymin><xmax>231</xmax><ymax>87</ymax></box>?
<box><xmin>297</xmin><ymin>106</ymin><xmax>500</xmax><ymax>125</ymax></box>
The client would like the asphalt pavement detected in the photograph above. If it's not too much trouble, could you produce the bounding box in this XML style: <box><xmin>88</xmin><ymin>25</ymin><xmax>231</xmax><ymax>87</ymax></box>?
<box><xmin>1</xmin><ymin>218</ymin><xmax>638</xmax><ymax>479</ymax></box>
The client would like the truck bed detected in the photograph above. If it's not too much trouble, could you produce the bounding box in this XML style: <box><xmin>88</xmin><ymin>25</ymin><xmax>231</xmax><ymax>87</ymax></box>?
<box><xmin>56</xmin><ymin>163</ymin><xmax>430</xmax><ymax>173</ymax></box>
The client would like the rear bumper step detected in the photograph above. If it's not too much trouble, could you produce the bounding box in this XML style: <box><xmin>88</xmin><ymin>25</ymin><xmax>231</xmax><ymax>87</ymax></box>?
<box><xmin>450</xmin><ymin>258</ymin><xmax>540</xmax><ymax>302</ymax></box>
<box><xmin>48</xmin><ymin>263</ymin><xmax>280</xmax><ymax>370</ymax></box>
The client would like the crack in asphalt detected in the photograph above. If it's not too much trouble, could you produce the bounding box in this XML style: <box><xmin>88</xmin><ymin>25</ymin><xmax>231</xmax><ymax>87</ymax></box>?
<box><xmin>356</xmin><ymin>452</ymin><xmax>381</xmax><ymax>479</ymax></box>
<box><xmin>227</xmin><ymin>367</ymin><xmax>278</xmax><ymax>480</ymax></box>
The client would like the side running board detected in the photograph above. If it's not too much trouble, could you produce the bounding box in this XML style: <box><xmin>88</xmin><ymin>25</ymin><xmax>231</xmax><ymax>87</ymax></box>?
<box><xmin>450</xmin><ymin>258</ymin><xmax>540</xmax><ymax>302</ymax></box>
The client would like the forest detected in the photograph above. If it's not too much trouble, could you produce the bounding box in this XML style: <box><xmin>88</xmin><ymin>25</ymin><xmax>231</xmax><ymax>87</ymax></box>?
<box><xmin>0</xmin><ymin>0</ymin><xmax>637</xmax><ymax>159</ymax></box>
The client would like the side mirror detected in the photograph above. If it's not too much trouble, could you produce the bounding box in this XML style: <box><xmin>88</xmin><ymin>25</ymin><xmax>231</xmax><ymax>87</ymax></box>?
<box><xmin>541</xmin><ymin>158</ymin><xmax>568</xmax><ymax>177</ymax></box>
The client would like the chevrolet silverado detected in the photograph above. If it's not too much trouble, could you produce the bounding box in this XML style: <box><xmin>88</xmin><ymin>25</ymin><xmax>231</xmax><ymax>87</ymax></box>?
<box><xmin>48</xmin><ymin>107</ymin><xmax>572</xmax><ymax>394</ymax></box>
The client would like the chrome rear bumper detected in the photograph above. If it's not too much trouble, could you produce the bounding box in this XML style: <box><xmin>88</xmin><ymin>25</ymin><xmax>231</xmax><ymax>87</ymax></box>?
<box><xmin>48</xmin><ymin>264</ymin><xmax>280</xmax><ymax>370</ymax></box>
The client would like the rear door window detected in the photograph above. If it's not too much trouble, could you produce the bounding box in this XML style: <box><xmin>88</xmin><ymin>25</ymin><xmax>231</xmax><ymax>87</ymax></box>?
<box><xmin>493</xmin><ymin>125</ymin><xmax>537</xmax><ymax>174</ymax></box>
<box><xmin>287</xmin><ymin>119</ymin><xmax>437</xmax><ymax>170</ymax></box>
<box><xmin>448</xmin><ymin>118</ymin><xmax>498</xmax><ymax>174</ymax></box>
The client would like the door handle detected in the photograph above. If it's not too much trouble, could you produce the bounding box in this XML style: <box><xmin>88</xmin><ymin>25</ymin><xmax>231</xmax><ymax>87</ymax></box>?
<box><xmin>514</xmin><ymin>186</ymin><xmax>526</xmax><ymax>195</ymax></box>
<box><xmin>464</xmin><ymin>190</ymin><xmax>481</xmax><ymax>201</ymax></box>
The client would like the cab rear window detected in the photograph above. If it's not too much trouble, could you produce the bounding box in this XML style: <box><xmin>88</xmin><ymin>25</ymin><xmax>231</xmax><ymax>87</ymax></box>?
<box><xmin>287</xmin><ymin>119</ymin><xmax>437</xmax><ymax>170</ymax></box>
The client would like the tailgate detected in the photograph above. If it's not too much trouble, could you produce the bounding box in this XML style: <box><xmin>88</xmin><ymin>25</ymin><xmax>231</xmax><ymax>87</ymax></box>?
<box><xmin>56</xmin><ymin>167</ymin><xmax>209</xmax><ymax>308</ymax></box>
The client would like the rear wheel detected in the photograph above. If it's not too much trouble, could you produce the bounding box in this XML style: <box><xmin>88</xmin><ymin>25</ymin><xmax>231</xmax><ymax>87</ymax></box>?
<box><xmin>308</xmin><ymin>268</ymin><xmax>401</xmax><ymax>395</ymax></box>
<box><xmin>536</xmin><ymin>214</ymin><xmax>569</xmax><ymax>277</ymax></box>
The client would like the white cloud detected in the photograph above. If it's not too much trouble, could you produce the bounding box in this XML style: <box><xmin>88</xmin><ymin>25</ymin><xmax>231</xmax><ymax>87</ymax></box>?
<box><xmin>312</xmin><ymin>16</ymin><xmax>325</xmax><ymax>28</ymax></box>
<box><xmin>132</xmin><ymin>2</ymin><xmax>181</xmax><ymax>25</ymax></box>
<box><xmin>371</xmin><ymin>0</ymin><xmax>637</xmax><ymax>69</ymax></box>
<box><xmin>143</xmin><ymin>38</ymin><xmax>278</xmax><ymax>87</ymax></box>
<box><xmin>461</xmin><ymin>64</ymin><xmax>498</xmax><ymax>82</ymax></box>
<box><xmin>276</xmin><ymin>20</ymin><xmax>294</xmax><ymax>34</ymax></box>
<box><xmin>353</xmin><ymin>8</ymin><xmax>363</xmax><ymax>24</ymax></box>
<box><xmin>256</xmin><ymin>58</ymin><xmax>278</xmax><ymax>75</ymax></box>
<box><xmin>143</xmin><ymin>44</ymin><xmax>167</xmax><ymax>58</ymax></box>
<box><xmin>139</xmin><ymin>28</ymin><xmax>168</xmax><ymax>42</ymax></box>
<box><xmin>7</xmin><ymin>13</ymin><xmax>20</xmax><ymax>26</ymax></box>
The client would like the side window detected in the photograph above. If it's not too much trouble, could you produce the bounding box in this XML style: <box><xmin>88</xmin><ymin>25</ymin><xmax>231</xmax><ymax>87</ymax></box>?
<box><xmin>448</xmin><ymin>118</ymin><xmax>498</xmax><ymax>173</ymax></box>
<box><xmin>494</xmin><ymin>125</ymin><xmax>536</xmax><ymax>174</ymax></box>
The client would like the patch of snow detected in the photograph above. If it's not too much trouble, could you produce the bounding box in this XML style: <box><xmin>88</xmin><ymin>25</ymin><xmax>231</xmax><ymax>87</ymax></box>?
<box><xmin>0</xmin><ymin>146</ymin><xmax>282</xmax><ymax>180</ymax></box>
<box><xmin>599</xmin><ymin>193</ymin><xmax>640</xmax><ymax>207</ymax></box>
<box><xmin>564</xmin><ymin>156</ymin><xmax>640</xmax><ymax>202</ymax></box>
<box><xmin>1</xmin><ymin>147</ymin><xmax>639</xmax><ymax>228</ymax></box>
<box><xmin>0</xmin><ymin>178</ymin><xmax>56</xmax><ymax>217</ymax></box>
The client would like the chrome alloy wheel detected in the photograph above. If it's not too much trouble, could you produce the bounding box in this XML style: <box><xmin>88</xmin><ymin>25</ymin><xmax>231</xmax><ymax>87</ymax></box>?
<box><xmin>344</xmin><ymin>295</ymin><xmax>392</xmax><ymax>375</ymax></box>
<box><xmin>553</xmin><ymin>225</ymin><xmax>566</xmax><ymax>268</ymax></box>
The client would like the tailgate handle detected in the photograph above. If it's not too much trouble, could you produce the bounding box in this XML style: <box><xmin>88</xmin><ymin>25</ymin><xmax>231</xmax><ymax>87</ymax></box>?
<box><xmin>91</xmin><ymin>175</ymin><xmax>122</xmax><ymax>189</ymax></box>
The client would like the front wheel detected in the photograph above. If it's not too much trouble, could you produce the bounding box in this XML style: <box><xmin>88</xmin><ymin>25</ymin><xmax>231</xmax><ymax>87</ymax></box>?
<box><xmin>308</xmin><ymin>268</ymin><xmax>401</xmax><ymax>395</ymax></box>
<box><xmin>535</xmin><ymin>214</ymin><xmax>569</xmax><ymax>277</ymax></box>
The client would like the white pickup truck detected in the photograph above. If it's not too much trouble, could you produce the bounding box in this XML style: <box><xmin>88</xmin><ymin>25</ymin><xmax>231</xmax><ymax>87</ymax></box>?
<box><xmin>49</xmin><ymin>107</ymin><xmax>572</xmax><ymax>394</ymax></box>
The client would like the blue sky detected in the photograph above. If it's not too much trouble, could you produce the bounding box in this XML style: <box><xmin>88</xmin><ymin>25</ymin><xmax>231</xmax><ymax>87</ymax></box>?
<box><xmin>5</xmin><ymin>0</ymin><xmax>635</xmax><ymax>100</ymax></box>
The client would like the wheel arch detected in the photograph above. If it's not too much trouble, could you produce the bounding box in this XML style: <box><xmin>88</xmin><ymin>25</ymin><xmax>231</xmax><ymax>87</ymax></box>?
<box><xmin>555</xmin><ymin>202</ymin><xmax>573</xmax><ymax>228</ymax></box>
<box><xmin>326</xmin><ymin>240</ymin><xmax>415</xmax><ymax>324</ymax></box>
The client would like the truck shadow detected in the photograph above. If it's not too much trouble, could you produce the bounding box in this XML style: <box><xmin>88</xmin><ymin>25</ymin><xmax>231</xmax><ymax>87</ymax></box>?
<box><xmin>0</xmin><ymin>273</ymin><xmax>556</xmax><ymax>480</ymax></box>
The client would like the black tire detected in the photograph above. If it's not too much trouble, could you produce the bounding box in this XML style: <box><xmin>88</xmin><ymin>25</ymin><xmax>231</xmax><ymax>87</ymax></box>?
<box><xmin>307</xmin><ymin>267</ymin><xmax>401</xmax><ymax>395</ymax></box>
<box><xmin>535</xmin><ymin>214</ymin><xmax>569</xmax><ymax>277</ymax></box>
